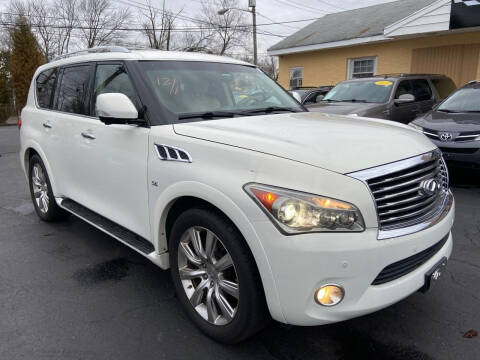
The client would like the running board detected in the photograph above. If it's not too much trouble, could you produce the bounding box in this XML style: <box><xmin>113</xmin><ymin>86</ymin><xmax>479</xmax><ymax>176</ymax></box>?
<box><xmin>59</xmin><ymin>199</ymin><xmax>155</xmax><ymax>255</ymax></box>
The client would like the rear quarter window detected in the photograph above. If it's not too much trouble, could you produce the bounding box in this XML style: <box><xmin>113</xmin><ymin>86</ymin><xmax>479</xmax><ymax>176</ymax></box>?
<box><xmin>36</xmin><ymin>68</ymin><xmax>57</xmax><ymax>109</ymax></box>
<box><xmin>431</xmin><ymin>78</ymin><xmax>457</xmax><ymax>100</ymax></box>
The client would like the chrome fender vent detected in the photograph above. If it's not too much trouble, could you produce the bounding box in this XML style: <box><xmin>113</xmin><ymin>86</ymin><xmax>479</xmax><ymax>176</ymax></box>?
<box><xmin>154</xmin><ymin>144</ymin><xmax>192</xmax><ymax>163</ymax></box>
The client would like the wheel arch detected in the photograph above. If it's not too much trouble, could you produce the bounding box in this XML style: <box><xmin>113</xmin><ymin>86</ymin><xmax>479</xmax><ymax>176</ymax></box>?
<box><xmin>21</xmin><ymin>141</ymin><xmax>59</xmax><ymax>196</ymax></box>
<box><xmin>152</xmin><ymin>181</ymin><xmax>286</xmax><ymax>323</ymax></box>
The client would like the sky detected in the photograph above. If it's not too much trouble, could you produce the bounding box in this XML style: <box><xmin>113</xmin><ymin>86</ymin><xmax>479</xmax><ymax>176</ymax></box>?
<box><xmin>0</xmin><ymin>0</ymin><xmax>398</xmax><ymax>55</ymax></box>
<box><xmin>164</xmin><ymin>0</ymin><xmax>399</xmax><ymax>54</ymax></box>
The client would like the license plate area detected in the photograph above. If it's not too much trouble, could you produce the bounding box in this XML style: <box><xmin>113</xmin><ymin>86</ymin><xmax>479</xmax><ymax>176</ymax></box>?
<box><xmin>419</xmin><ymin>256</ymin><xmax>448</xmax><ymax>293</ymax></box>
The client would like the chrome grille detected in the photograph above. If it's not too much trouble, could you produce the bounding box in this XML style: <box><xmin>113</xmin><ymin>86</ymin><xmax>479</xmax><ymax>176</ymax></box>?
<box><xmin>423</xmin><ymin>128</ymin><xmax>480</xmax><ymax>142</ymax></box>
<box><xmin>349</xmin><ymin>150</ymin><xmax>450</xmax><ymax>238</ymax></box>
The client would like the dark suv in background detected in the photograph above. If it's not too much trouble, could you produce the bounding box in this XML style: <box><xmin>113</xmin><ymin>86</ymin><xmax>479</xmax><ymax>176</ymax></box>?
<box><xmin>410</xmin><ymin>80</ymin><xmax>480</xmax><ymax>169</ymax></box>
<box><xmin>289</xmin><ymin>86</ymin><xmax>334</xmax><ymax>105</ymax></box>
<box><xmin>307</xmin><ymin>74</ymin><xmax>456</xmax><ymax>123</ymax></box>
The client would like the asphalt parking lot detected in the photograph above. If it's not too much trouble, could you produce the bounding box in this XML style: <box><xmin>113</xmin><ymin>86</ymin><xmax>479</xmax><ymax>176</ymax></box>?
<box><xmin>1</xmin><ymin>125</ymin><xmax>479</xmax><ymax>360</ymax></box>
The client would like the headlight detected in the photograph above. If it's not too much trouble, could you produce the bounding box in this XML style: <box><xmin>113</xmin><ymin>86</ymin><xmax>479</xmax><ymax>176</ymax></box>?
<box><xmin>408</xmin><ymin>122</ymin><xmax>423</xmax><ymax>131</ymax></box>
<box><xmin>244</xmin><ymin>184</ymin><xmax>365</xmax><ymax>234</ymax></box>
<box><xmin>349</xmin><ymin>113</ymin><xmax>359</xmax><ymax>117</ymax></box>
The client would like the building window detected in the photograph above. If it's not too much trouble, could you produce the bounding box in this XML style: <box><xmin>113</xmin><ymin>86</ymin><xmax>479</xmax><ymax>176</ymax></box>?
<box><xmin>348</xmin><ymin>57</ymin><xmax>377</xmax><ymax>79</ymax></box>
<box><xmin>289</xmin><ymin>67</ymin><xmax>303</xmax><ymax>89</ymax></box>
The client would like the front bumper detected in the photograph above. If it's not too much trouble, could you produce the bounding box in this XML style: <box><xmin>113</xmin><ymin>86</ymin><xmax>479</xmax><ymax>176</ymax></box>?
<box><xmin>434</xmin><ymin>140</ymin><xmax>480</xmax><ymax>167</ymax></box>
<box><xmin>254</xmin><ymin>197</ymin><xmax>455</xmax><ymax>326</ymax></box>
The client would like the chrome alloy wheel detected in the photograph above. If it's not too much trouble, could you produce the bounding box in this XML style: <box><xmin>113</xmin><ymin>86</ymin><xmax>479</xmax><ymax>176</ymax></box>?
<box><xmin>178</xmin><ymin>227</ymin><xmax>239</xmax><ymax>325</ymax></box>
<box><xmin>31</xmin><ymin>164</ymin><xmax>49</xmax><ymax>214</ymax></box>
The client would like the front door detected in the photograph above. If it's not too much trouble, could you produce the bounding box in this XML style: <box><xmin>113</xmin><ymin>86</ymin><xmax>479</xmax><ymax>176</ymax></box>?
<box><xmin>59</xmin><ymin>62</ymin><xmax>151</xmax><ymax>240</ymax></box>
<box><xmin>391</xmin><ymin>80</ymin><xmax>421</xmax><ymax>123</ymax></box>
<box><xmin>411</xmin><ymin>78</ymin><xmax>435</xmax><ymax>114</ymax></box>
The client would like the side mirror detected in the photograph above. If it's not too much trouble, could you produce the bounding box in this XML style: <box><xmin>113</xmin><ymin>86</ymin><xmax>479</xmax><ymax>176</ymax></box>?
<box><xmin>291</xmin><ymin>92</ymin><xmax>302</xmax><ymax>103</ymax></box>
<box><xmin>315</xmin><ymin>94</ymin><xmax>325</xmax><ymax>103</ymax></box>
<box><xmin>96</xmin><ymin>93</ymin><xmax>139</xmax><ymax>125</ymax></box>
<box><xmin>394</xmin><ymin>94</ymin><xmax>415</xmax><ymax>105</ymax></box>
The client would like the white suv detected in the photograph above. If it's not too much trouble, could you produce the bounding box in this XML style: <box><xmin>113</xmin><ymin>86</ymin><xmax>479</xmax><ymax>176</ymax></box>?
<box><xmin>20</xmin><ymin>47</ymin><xmax>454</xmax><ymax>343</ymax></box>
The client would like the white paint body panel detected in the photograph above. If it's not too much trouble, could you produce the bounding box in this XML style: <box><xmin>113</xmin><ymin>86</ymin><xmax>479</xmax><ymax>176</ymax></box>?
<box><xmin>19</xmin><ymin>51</ymin><xmax>455</xmax><ymax>326</ymax></box>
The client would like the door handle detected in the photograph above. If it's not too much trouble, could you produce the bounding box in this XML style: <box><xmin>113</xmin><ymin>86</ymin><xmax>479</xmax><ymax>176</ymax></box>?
<box><xmin>43</xmin><ymin>122</ymin><xmax>52</xmax><ymax>129</ymax></box>
<box><xmin>81</xmin><ymin>132</ymin><xmax>96</xmax><ymax>140</ymax></box>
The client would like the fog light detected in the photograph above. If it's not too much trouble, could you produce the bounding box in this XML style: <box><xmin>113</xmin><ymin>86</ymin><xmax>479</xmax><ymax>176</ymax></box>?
<box><xmin>315</xmin><ymin>285</ymin><xmax>344</xmax><ymax>306</ymax></box>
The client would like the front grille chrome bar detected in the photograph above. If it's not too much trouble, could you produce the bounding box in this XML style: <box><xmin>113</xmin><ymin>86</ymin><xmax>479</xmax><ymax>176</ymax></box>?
<box><xmin>349</xmin><ymin>149</ymin><xmax>452</xmax><ymax>239</ymax></box>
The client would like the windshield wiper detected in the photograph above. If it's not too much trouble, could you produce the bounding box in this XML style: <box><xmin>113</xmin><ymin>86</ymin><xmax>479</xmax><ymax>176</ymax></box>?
<box><xmin>178</xmin><ymin>111</ymin><xmax>246</xmax><ymax>120</ymax></box>
<box><xmin>437</xmin><ymin>109</ymin><xmax>462</xmax><ymax>113</ymax></box>
<box><xmin>338</xmin><ymin>99</ymin><xmax>368</xmax><ymax>103</ymax></box>
<box><xmin>324</xmin><ymin>99</ymin><xmax>341</xmax><ymax>102</ymax></box>
<box><xmin>242</xmin><ymin>106</ymin><xmax>301</xmax><ymax>114</ymax></box>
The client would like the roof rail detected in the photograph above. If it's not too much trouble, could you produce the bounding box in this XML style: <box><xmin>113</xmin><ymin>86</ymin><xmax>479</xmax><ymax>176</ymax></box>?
<box><xmin>468</xmin><ymin>79</ymin><xmax>479</xmax><ymax>85</ymax></box>
<box><xmin>52</xmin><ymin>46</ymin><xmax>130</xmax><ymax>62</ymax></box>
<box><xmin>376</xmin><ymin>73</ymin><xmax>443</xmax><ymax>78</ymax></box>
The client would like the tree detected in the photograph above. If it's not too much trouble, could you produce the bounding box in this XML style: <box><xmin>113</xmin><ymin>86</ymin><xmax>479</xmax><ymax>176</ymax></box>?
<box><xmin>139</xmin><ymin>0</ymin><xmax>181</xmax><ymax>50</ymax></box>
<box><xmin>196</xmin><ymin>0</ymin><xmax>248</xmax><ymax>55</ymax></box>
<box><xmin>0</xmin><ymin>50</ymin><xmax>13</xmax><ymax>122</ymax></box>
<box><xmin>78</xmin><ymin>0</ymin><xmax>130</xmax><ymax>48</ymax></box>
<box><xmin>9</xmin><ymin>17</ymin><xmax>45</xmax><ymax>114</ymax></box>
<box><xmin>55</xmin><ymin>0</ymin><xmax>78</xmax><ymax>55</ymax></box>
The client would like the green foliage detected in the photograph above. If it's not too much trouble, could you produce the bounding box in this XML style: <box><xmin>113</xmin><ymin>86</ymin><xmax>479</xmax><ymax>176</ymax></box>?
<box><xmin>9</xmin><ymin>17</ymin><xmax>45</xmax><ymax>114</ymax></box>
<box><xmin>0</xmin><ymin>50</ymin><xmax>13</xmax><ymax>122</ymax></box>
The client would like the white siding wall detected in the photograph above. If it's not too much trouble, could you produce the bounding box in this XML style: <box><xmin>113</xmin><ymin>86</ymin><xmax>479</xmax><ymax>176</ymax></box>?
<box><xmin>385</xmin><ymin>0</ymin><xmax>451</xmax><ymax>37</ymax></box>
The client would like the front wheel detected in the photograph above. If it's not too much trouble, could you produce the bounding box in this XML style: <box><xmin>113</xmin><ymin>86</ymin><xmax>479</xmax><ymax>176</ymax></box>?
<box><xmin>169</xmin><ymin>208</ymin><xmax>268</xmax><ymax>343</ymax></box>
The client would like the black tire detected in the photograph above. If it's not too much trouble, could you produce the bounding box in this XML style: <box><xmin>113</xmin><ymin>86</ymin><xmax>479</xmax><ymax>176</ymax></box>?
<box><xmin>169</xmin><ymin>207</ymin><xmax>268</xmax><ymax>343</ymax></box>
<box><xmin>28</xmin><ymin>154</ymin><xmax>68</xmax><ymax>222</ymax></box>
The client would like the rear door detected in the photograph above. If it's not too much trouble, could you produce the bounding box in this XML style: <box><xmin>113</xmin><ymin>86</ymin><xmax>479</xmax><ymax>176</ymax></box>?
<box><xmin>410</xmin><ymin>78</ymin><xmax>435</xmax><ymax>114</ymax></box>
<box><xmin>52</xmin><ymin>63</ymin><xmax>95</xmax><ymax>198</ymax></box>
<box><xmin>64</xmin><ymin>62</ymin><xmax>151</xmax><ymax>239</ymax></box>
<box><xmin>31</xmin><ymin>68</ymin><xmax>66</xmax><ymax>193</ymax></box>
<box><xmin>391</xmin><ymin>80</ymin><xmax>420</xmax><ymax>123</ymax></box>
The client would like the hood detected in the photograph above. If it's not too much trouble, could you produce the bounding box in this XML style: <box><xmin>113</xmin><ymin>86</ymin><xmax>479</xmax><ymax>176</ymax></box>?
<box><xmin>306</xmin><ymin>102</ymin><xmax>382</xmax><ymax>116</ymax></box>
<box><xmin>414</xmin><ymin>110</ymin><xmax>480</xmax><ymax>132</ymax></box>
<box><xmin>173</xmin><ymin>112</ymin><xmax>435</xmax><ymax>174</ymax></box>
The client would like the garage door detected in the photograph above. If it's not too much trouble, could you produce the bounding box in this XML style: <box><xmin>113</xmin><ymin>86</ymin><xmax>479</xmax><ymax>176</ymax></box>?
<box><xmin>411</xmin><ymin>44</ymin><xmax>480</xmax><ymax>87</ymax></box>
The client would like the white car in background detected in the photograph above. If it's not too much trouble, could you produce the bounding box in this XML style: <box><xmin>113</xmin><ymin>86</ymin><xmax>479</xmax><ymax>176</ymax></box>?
<box><xmin>20</xmin><ymin>47</ymin><xmax>454</xmax><ymax>343</ymax></box>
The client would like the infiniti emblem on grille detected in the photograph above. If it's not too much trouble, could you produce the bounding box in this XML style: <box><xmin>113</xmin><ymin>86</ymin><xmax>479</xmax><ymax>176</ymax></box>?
<box><xmin>420</xmin><ymin>179</ymin><xmax>440</xmax><ymax>196</ymax></box>
<box><xmin>439</xmin><ymin>132</ymin><xmax>453</xmax><ymax>142</ymax></box>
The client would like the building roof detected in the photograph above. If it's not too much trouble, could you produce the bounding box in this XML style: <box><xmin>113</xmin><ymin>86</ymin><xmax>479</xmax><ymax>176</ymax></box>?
<box><xmin>268</xmin><ymin>0</ymin><xmax>437</xmax><ymax>54</ymax></box>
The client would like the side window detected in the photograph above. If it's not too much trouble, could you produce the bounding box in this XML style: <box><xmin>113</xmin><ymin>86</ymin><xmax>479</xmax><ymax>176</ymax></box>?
<box><xmin>56</xmin><ymin>65</ymin><xmax>91</xmax><ymax>115</ymax></box>
<box><xmin>431</xmin><ymin>78</ymin><xmax>456</xmax><ymax>100</ymax></box>
<box><xmin>93</xmin><ymin>64</ymin><xmax>139</xmax><ymax>115</ymax></box>
<box><xmin>411</xmin><ymin>79</ymin><xmax>432</xmax><ymax>101</ymax></box>
<box><xmin>36</xmin><ymin>68</ymin><xmax>57</xmax><ymax>109</ymax></box>
<box><xmin>304</xmin><ymin>91</ymin><xmax>321</xmax><ymax>105</ymax></box>
<box><xmin>394</xmin><ymin>80</ymin><xmax>413</xmax><ymax>99</ymax></box>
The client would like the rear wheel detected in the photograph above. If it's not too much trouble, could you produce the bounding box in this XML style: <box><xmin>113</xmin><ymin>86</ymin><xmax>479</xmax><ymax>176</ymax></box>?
<box><xmin>169</xmin><ymin>208</ymin><xmax>267</xmax><ymax>343</ymax></box>
<box><xmin>28</xmin><ymin>154</ymin><xmax>68</xmax><ymax>221</ymax></box>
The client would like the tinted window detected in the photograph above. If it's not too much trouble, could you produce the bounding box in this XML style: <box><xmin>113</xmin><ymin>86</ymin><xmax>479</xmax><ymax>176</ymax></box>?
<box><xmin>93</xmin><ymin>64</ymin><xmax>139</xmax><ymax>115</ymax></box>
<box><xmin>432</xmin><ymin>78</ymin><xmax>456</xmax><ymax>99</ymax></box>
<box><xmin>36</xmin><ymin>68</ymin><xmax>57</xmax><ymax>109</ymax></box>
<box><xmin>394</xmin><ymin>80</ymin><xmax>413</xmax><ymax>99</ymax></box>
<box><xmin>56</xmin><ymin>65</ymin><xmax>91</xmax><ymax>115</ymax></box>
<box><xmin>304</xmin><ymin>90</ymin><xmax>326</xmax><ymax>104</ymax></box>
<box><xmin>411</xmin><ymin>79</ymin><xmax>432</xmax><ymax>101</ymax></box>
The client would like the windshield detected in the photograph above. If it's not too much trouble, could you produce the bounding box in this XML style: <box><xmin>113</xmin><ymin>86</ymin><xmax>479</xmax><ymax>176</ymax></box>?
<box><xmin>437</xmin><ymin>87</ymin><xmax>480</xmax><ymax>113</ymax></box>
<box><xmin>137</xmin><ymin>61</ymin><xmax>303</xmax><ymax>120</ymax></box>
<box><xmin>323</xmin><ymin>80</ymin><xmax>393</xmax><ymax>103</ymax></box>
